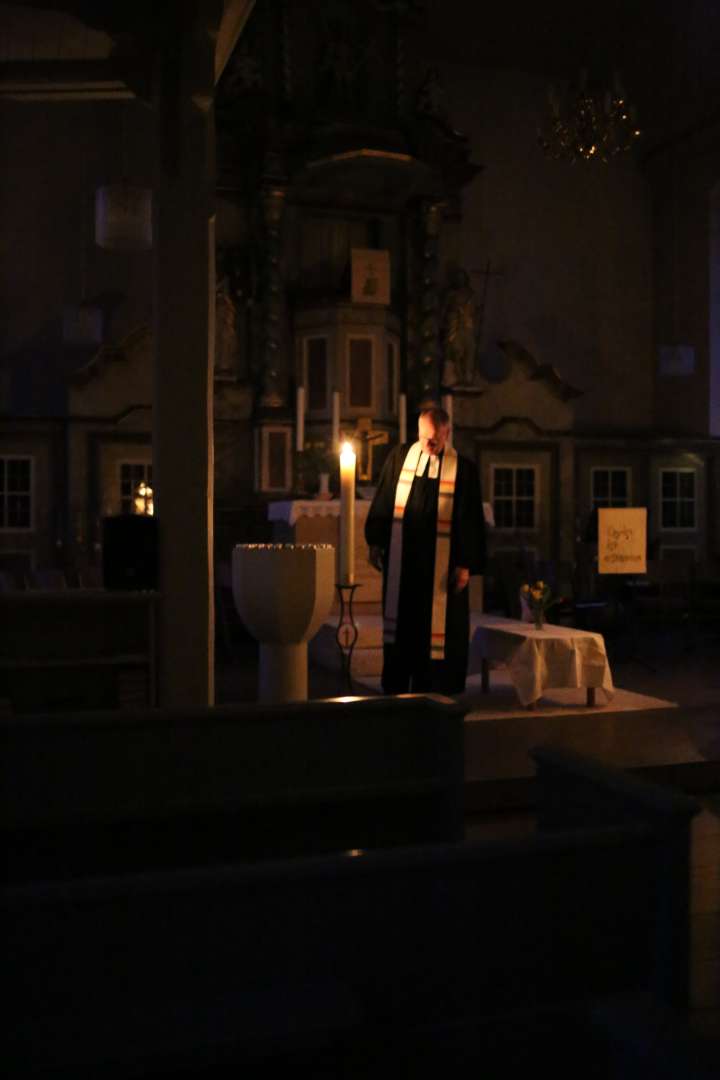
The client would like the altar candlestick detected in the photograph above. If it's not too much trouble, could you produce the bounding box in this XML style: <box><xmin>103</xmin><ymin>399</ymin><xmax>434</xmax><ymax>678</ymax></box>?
<box><xmin>331</xmin><ymin>390</ymin><xmax>340</xmax><ymax>450</ymax></box>
<box><xmin>339</xmin><ymin>441</ymin><xmax>356</xmax><ymax>585</ymax></box>
<box><xmin>296</xmin><ymin>385</ymin><xmax>305</xmax><ymax>452</ymax></box>
<box><xmin>441</xmin><ymin>392</ymin><xmax>453</xmax><ymax>447</ymax></box>
<box><xmin>398</xmin><ymin>392</ymin><xmax>407</xmax><ymax>445</ymax></box>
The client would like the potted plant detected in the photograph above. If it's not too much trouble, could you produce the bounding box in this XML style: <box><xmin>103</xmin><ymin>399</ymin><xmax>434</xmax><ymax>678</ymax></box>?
<box><xmin>295</xmin><ymin>442</ymin><xmax>335</xmax><ymax>498</ymax></box>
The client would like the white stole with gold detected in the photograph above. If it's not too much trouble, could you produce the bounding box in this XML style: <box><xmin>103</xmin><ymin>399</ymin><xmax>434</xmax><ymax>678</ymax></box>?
<box><xmin>383</xmin><ymin>442</ymin><xmax>458</xmax><ymax>659</ymax></box>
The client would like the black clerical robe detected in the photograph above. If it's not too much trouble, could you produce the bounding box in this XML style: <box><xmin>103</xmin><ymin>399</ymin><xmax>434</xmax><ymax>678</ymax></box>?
<box><xmin>365</xmin><ymin>443</ymin><xmax>486</xmax><ymax>694</ymax></box>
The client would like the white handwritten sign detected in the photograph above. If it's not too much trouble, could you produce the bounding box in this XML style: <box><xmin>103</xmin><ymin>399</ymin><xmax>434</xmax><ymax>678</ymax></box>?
<box><xmin>598</xmin><ymin>507</ymin><xmax>647</xmax><ymax>575</ymax></box>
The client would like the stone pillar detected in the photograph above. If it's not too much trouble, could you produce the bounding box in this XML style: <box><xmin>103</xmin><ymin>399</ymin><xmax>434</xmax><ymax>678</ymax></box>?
<box><xmin>153</xmin><ymin>2</ymin><xmax>222</xmax><ymax>706</ymax></box>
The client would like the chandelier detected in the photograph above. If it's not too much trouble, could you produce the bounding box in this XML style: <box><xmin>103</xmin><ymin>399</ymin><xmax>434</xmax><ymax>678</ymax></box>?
<box><xmin>538</xmin><ymin>71</ymin><xmax>641</xmax><ymax>163</ymax></box>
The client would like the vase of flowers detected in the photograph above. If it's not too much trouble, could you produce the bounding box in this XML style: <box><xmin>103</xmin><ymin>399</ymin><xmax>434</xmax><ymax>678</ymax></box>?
<box><xmin>520</xmin><ymin>580</ymin><xmax>552</xmax><ymax>630</ymax></box>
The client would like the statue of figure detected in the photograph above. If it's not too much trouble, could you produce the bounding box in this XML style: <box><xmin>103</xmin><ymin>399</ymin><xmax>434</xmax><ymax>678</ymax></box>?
<box><xmin>441</xmin><ymin>267</ymin><xmax>480</xmax><ymax>387</ymax></box>
<box><xmin>416</xmin><ymin>68</ymin><xmax>468</xmax><ymax>143</ymax></box>
<box><xmin>323</xmin><ymin>36</ymin><xmax>363</xmax><ymax>104</ymax></box>
<box><xmin>215</xmin><ymin>275</ymin><xmax>238</xmax><ymax>376</ymax></box>
<box><xmin>416</xmin><ymin>67</ymin><xmax>447</xmax><ymax>122</ymax></box>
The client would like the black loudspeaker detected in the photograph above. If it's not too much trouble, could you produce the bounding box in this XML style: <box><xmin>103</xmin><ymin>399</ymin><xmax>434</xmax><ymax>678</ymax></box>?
<box><xmin>102</xmin><ymin>515</ymin><xmax>158</xmax><ymax>590</ymax></box>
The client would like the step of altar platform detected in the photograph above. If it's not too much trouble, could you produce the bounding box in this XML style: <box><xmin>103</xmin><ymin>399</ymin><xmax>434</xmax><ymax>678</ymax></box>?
<box><xmin>310</xmin><ymin>613</ymin><xmax>384</xmax><ymax>676</ymax></box>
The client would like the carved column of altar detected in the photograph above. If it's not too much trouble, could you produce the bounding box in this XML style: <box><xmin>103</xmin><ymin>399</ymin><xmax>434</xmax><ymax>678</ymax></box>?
<box><xmin>416</xmin><ymin>199</ymin><xmax>443</xmax><ymax>406</ymax></box>
<box><xmin>259</xmin><ymin>184</ymin><xmax>288</xmax><ymax>407</ymax></box>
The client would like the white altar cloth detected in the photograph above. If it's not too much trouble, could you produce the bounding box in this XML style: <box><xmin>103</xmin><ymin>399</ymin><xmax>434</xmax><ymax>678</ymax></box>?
<box><xmin>268</xmin><ymin>499</ymin><xmax>340</xmax><ymax>527</ymax></box>
<box><xmin>469</xmin><ymin>614</ymin><xmax>614</xmax><ymax>707</ymax></box>
<box><xmin>268</xmin><ymin>499</ymin><xmax>372</xmax><ymax>528</ymax></box>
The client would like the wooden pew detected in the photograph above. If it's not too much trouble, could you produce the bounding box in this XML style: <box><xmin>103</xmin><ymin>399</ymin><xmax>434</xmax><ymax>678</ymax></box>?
<box><xmin>3</xmin><ymin>745</ymin><xmax>701</xmax><ymax>1077</ymax></box>
<box><xmin>531</xmin><ymin>744</ymin><xmax>699</xmax><ymax>1012</ymax></box>
<box><xmin>2</xmin><ymin>694</ymin><xmax>466</xmax><ymax>880</ymax></box>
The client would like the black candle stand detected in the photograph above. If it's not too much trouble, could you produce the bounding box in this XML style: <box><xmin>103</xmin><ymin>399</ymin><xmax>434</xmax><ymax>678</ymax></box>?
<box><xmin>335</xmin><ymin>582</ymin><xmax>360</xmax><ymax>692</ymax></box>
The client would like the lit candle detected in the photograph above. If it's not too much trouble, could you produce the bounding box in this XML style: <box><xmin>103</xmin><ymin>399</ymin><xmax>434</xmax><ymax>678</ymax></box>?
<box><xmin>296</xmin><ymin>385</ymin><xmax>305</xmax><ymax>452</ymax></box>
<box><xmin>339</xmin><ymin>441</ymin><xmax>356</xmax><ymax>585</ymax></box>
<box><xmin>331</xmin><ymin>390</ymin><xmax>340</xmax><ymax>451</ymax></box>
<box><xmin>441</xmin><ymin>392</ymin><xmax>453</xmax><ymax>448</ymax></box>
<box><xmin>398</xmin><ymin>392</ymin><xmax>407</xmax><ymax>445</ymax></box>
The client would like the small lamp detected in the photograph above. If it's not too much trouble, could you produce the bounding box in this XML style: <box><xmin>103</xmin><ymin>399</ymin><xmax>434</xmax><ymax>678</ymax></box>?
<box><xmin>134</xmin><ymin>481</ymin><xmax>154</xmax><ymax>516</ymax></box>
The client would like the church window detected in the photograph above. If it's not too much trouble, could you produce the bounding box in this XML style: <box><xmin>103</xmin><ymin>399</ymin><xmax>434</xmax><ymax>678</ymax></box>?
<box><xmin>0</xmin><ymin>456</ymin><xmax>33</xmax><ymax>529</ymax></box>
<box><xmin>120</xmin><ymin>462</ymin><xmax>153</xmax><ymax>515</ymax></box>
<box><xmin>305</xmin><ymin>337</ymin><xmax>328</xmax><ymax>412</ymax></box>
<box><xmin>660</xmin><ymin>469</ymin><xmax>696</xmax><ymax>529</ymax></box>
<box><xmin>591</xmin><ymin>468</ymin><xmax>630</xmax><ymax>509</ymax></box>
<box><xmin>348</xmin><ymin>337</ymin><xmax>373</xmax><ymax>408</ymax></box>
<box><xmin>492</xmin><ymin>465</ymin><xmax>536</xmax><ymax>530</ymax></box>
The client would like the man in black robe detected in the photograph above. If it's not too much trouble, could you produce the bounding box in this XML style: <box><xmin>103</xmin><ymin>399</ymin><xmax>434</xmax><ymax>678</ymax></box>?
<box><xmin>365</xmin><ymin>406</ymin><xmax>486</xmax><ymax>694</ymax></box>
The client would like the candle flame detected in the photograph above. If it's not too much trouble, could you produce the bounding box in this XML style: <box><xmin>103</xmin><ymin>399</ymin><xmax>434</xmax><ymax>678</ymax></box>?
<box><xmin>340</xmin><ymin>441</ymin><xmax>356</xmax><ymax>465</ymax></box>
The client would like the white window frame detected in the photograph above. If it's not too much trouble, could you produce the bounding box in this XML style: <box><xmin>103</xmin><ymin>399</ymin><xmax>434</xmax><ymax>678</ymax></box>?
<box><xmin>346</xmin><ymin>334</ymin><xmax>375</xmax><ymax>411</ymax></box>
<box><xmin>0</xmin><ymin>454</ymin><xmax>34</xmax><ymax>532</ymax></box>
<box><xmin>119</xmin><ymin>460</ymin><xmax>153</xmax><ymax>516</ymax></box>
<box><xmin>303</xmin><ymin>335</ymin><xmax>330</xmax><ymax>415</ymax></box>
<box><xmin>659</xmin><ymin>467</ymin><xmax>697</xmax><ymax>531</ymax></box>
<box><xmin>490</xmin><ymin>463</ymin><xmax>539</xmax><ymax>532</ymax></box>
<box><xmin>590</xmin><ymin>466</ymin><xmax>632</xmax><ymax>509</ymax></box>
<box><xmin>257</xmin><ymin>426</ymin><xmax>292</xmax><ymax>493</ymax></box>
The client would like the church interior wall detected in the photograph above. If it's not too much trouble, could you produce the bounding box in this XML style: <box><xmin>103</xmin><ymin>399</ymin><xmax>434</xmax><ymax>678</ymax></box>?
<box><xmin>1</xmin><ymin>6</ymin><xmax>718</xmax><ymax>585</ymax></box>
<box><xmin>651</xmin><ymin>146</ymin><xmax>720</xmax><ymax>436</ymax></box>
<box><xmin>455</xmin><ymin>363</ymin><xmax>575</xmax><ymax>432</ymax></box>
<box><xmin>0</xmin><ymin>99</ymin><xmax>155</xmax><ymax>393</ymax></box>
<box><xmin>434</xmin><ymin>62</ymin><xmax>654</xmax><ymax>433</ymax></box>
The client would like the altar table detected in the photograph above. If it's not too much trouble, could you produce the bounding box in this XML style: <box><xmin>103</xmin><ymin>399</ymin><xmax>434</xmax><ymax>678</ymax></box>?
<box><xmin>469</xmin><ymin>614</ymin><xmax>614</xmax><ymax>708</ymax></box>
<box><xmin>268</xmin><ymin>498</ymin><xmax>381</xmax><ymax>605</ymax></box>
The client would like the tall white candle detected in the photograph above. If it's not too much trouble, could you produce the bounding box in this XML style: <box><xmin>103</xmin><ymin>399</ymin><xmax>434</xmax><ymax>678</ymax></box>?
<box><xmin>331</xmin><ymin>390</ymin><xmax>340</xmax><ymax>451</ymax></box>
<box><xmin>296</xmin><ymin>385</ymin><xmax>305</xmax><ymax>452</ymax></box>
<box><xmin>339</xmin><ymin>441</ymin><xmax>356</xmax><ymax>585</ymax></box>
<box><xmin>441</xmin><ymin>392</ymin><xmax>453</xmax><ymax>447</ymax></box>
<box><xmin>398</xmin><ymin>392</ymin><xmax>407</xmax><ymax>445</ymax></box>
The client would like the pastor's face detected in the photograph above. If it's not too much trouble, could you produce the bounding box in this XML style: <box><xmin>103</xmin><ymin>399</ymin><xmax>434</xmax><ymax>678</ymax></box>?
<box><xmin>418</xmin><ymin>415</ymin><xmax>449</xmax><ymax>456</ymax></box>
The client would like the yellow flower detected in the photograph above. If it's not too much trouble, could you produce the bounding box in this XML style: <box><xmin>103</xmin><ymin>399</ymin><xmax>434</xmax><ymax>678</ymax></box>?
<box><xmin>531</xmin><ymin>589</ymin><xmax>543</xmax><ymax>602</ymax></box>
<box><xmin>521</xmin><ymin>584</ymin><xmax>530</xmax><ymax>594</ymax></box>
<box><xmin>536</xmin><ymin>580</ymin><xmax>545</xmax><ymax>590</ymax></box>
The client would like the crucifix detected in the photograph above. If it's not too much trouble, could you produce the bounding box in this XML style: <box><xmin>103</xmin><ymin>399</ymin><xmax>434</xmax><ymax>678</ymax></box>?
<box><xmin>352</xmin><ymin>417</ymin><xmax>390</xmax><ymax>482</ymax></box>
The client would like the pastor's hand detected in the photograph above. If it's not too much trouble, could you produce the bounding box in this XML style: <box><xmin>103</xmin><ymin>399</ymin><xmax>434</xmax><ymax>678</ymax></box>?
<box><xmin>451</xmin><ymin>566</ymin><xmax>470</xmax><ymax>593</ymax></box>
<box><xmin>369</xmin><ymin>545</ymin><xmax>384</xmax><ymax>572</ymax></box>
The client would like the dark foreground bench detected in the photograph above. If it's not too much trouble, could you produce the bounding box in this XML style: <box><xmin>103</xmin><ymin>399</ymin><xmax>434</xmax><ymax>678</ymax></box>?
<box><xmin>3</xmin><ymin>745</ymin><xmax>701</xmax><ymax>1077</ymax></box>
<box><xmin>2</xmin><ymin>694</ymin><xmax>466</xmax><ymax>879</ymax></box>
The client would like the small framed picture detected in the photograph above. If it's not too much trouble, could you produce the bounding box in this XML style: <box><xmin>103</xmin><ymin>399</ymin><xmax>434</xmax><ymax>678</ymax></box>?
<box><xmin>351</xmin><ymin>248</ymin><xmax>391</xmax><ymax>305</ymax></box>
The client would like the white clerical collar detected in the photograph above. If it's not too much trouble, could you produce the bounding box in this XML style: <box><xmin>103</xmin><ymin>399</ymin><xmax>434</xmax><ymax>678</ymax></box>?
<box><xmin>415</xmin><ymin>451</ymin><xmax>441</xmax><ymax>479</ymax></box>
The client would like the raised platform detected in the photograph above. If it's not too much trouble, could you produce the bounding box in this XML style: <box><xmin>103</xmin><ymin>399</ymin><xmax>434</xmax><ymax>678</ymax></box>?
<box><xmin>308</xmin><ymin>614</ymin><xmax>720</xmax><ymax>813</ymax></box>
<box><xmin>462</xmin><ymin>703</ymin><xmax>720</xmax><ymax>813</ymax></box>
